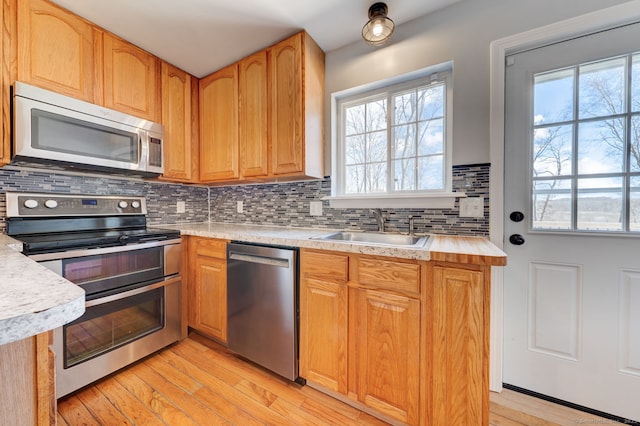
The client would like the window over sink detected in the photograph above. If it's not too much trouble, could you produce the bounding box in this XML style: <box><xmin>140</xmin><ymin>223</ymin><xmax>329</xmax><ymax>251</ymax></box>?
<box><xmin>328</xmin><ymin>63</ymin><xmax>460</xmax><ymax>208</ymax></box>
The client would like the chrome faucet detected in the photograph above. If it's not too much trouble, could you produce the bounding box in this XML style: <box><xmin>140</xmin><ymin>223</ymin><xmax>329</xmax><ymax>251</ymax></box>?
<box><xmin>408</xmin><ymin>215</ymin><xmax>415</xmax><ymax>236</ymax></box>
<box><xmin>372</xmin><ymin>209</ymin><xmax>385</xmax><ymax>232</ymax></box>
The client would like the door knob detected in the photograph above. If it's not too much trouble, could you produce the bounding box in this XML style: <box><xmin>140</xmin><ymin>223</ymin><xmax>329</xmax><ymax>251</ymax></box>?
<box><xmin>510</xmin><ymin>211</ymin><xmax>525</xmax><ymax>222</ymax></box>
<box><xmin>509</xmin><ymin>234</ymin><xmax>525</xmax><ymax>245</ymax></box>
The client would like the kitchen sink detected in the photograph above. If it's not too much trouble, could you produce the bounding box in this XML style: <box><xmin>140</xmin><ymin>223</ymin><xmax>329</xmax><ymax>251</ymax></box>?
<box><xmin>310</xmin><ymin>231</ymin><xmax>428</xmax><ymax>248</ymax></box>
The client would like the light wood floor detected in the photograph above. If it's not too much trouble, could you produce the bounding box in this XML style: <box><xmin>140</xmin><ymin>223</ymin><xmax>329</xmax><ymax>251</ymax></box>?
<box><xmin>57</xmin><ymin>333</ymin><xmax>620</xmax><ymax>425</ymax></box>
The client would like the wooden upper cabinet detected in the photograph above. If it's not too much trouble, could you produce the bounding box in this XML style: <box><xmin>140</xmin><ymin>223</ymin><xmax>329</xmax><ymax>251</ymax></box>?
<box><xmin>199</xmin><ymin>64</ymin><xmax>239</xmax><ymax>182</ymax></box>
<box><xmin>0</xmin><ymin>0</ymin><xmax>8</xmax><ymax>166</ymax></box>
<box><xmin>269</xmin><ymin>31</ymin><xmax>325</xmax><ymax>178</ymax></box>
<box><xmin>239</xmin><ymin>51</ymin><xmax>268</xmax><ymax>178</ymax></box>
<box><xmin>161</xmin><ymin>62</ymin><xmax>197</xmax><ymax>182</ymax></box>
<box><xmin>17</xmin><ymin>0</ymin><xmax>99</xmax><ymax>102</ymax></box>
<box><xmin>102</xmin><ymin>33</ymin><xmax>160</xmax><ymax>122</ymax></box>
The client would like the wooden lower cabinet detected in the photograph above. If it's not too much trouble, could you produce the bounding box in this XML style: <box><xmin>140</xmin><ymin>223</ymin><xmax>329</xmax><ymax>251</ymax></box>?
<box><xmin>354</xmin><ymin>287</ymin><xmax>421</xmax><ymax>424</ymax></box>
<box><xmin>430</xmin><ymin>265</ymin><xmax>489</xmax><ymax>425</ymax></box>
<box><xmin>186</xmin><ymin>237</ymin><xmax>229</xmax><ymax>343</ymax></box>
<box><xmin>299</xmin><ymin>278</ymin><xmax>348</xmax><ymax>394</ymax></box>
<box><xmin>300</xmin><ymin>248</ymin><xmax>490</xmax><ymax>426</ymax></box>
<box><xmin>0</xmin><ymin>332</ymin><xmax>54</xmax><ymax>425</ymax></box>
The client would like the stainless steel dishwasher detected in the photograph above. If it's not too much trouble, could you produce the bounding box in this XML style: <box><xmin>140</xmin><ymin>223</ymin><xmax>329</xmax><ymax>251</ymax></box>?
<box><xmin>226</xmin><ymin>242</ymin><xmax>303</xmax><ymax>383</ymax></box>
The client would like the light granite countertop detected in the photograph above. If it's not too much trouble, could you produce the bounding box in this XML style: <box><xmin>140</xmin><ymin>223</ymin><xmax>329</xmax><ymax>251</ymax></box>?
<box><xmin>0</xmin><ymin>234</ymin><xmax>85</xmax><ymax>346</ymax></box>
<box><xmin>163</xmin><ymin>222</ymin><xmax>507</xmax><ymax>265</ymax></box>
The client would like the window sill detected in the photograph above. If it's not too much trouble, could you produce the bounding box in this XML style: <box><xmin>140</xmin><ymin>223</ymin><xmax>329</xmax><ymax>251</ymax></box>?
<box><xmin>324</xmin><ymin>192</ymin><xmax>466</xmax><ymax>209</ymax></box>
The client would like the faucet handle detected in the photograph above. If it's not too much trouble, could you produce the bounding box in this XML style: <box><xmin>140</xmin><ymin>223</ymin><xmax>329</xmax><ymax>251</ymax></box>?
<box><xmin>408</xmin><ymin>215</ymin><xmax>415</xmax><ymax>236</ymax></box>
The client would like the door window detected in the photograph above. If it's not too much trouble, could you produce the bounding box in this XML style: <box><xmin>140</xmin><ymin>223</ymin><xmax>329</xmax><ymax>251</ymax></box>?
<box><xmin>532</xmin><ymin>53</ymin><xmax>640</xmax><ymax>232</ymax></box>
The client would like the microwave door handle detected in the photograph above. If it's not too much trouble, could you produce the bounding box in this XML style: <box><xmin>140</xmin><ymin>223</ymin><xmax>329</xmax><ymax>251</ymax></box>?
<box><xmin>138</xmin><ymin>131</ymin><xmax>144</xmax><ymax>165</ymax></box>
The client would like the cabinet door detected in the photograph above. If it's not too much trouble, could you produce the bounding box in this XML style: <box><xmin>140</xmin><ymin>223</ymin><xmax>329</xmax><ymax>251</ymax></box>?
<box><xmin>0</xmin><ymin>0</ymin><xmax>7</xmax><ymax>166</ymax></box>
<box><xmin>161</xmin><ymin>62</ymin><xmax>196</xmax><ymax>181</ymax></box>
<box><xmin>300</xmin><ymin>278</ymin><xmax>348</xmax><ymax>394</ymax></box>
<box><xmin>239</xmin><ymin>51</ymin><xmax>268</xmax><ymax>178</ymax></box>
<box><xmin>103</xmin><ymin>33</ymin><xmax>160</xmax><ymax>121</ymax></box>
<box><xmin>0</xmin><ymin>333</ymin><xmax>54</xmax><ymax>424</ymax></box>
<box><xmin>269</xmin><ymin>33</ymin><xmax>304</xmax><ymax>175</ymax></box>
<box><xmin>17</xmin><ymin>0</ymin><xmax>98</xmax><ymax>102</ymax></box>
<box><xmin>193</xmin><ymin>254</ymin><xmax>227</xmax><ymax>342</ymax></box>
<box><xmin>354</xmin><ymin>288</ymin><xmax>421</xmax><ymax>425</ymax></box>
<box><xmin>432</xmin><ymin>266</ymin><xmax>486</xmax><ymax>425</ymax></box>
<box><xmin>199</xmin><ymin>64</ymin><xmax>239</xmax><ymax>181</ymax></box>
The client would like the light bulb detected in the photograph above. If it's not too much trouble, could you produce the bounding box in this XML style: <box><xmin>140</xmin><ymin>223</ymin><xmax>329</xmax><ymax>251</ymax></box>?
<box><xmin>372</xmin><ymin>22</ymin><xmax>384</xmax><ymax>37</ymax></box>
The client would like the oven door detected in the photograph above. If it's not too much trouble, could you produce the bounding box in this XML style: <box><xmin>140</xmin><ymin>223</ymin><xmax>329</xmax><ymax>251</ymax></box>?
<box><xmin>34</xmin><ymin>240</ymin><xmax>181</xmax><ymax>299</ymax></box>
<box><xmin>53</xmin><ymin>277</ymin><xmax>181</xmax><ymax>398</ymax></box>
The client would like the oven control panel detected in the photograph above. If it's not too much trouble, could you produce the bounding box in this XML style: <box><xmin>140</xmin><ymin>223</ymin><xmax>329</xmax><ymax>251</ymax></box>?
<box><xmin>5</xmin><ymin>192</ymin><xmax>147</xmax><ymax>217</ymax></box>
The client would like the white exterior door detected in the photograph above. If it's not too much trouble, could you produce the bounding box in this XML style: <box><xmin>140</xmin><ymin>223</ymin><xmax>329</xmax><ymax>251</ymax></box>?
<box><xmin>503</xmin><ymin>23</ymin><xmax>640</xmax><ymax>421</ymax></box>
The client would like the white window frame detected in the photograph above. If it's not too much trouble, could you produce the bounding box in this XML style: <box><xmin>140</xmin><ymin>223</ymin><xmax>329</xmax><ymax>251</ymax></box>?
<box><xmin>327</xmin><ymin>64</ymin><xmax>463</xmax><ymax>208</ymax></box>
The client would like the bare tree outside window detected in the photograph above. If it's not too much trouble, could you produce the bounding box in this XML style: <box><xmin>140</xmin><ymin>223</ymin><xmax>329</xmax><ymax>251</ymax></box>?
<box><xmin>341</xmin><ymin>79</ymin><xmax>447</xmax><ymax>196</ymax></box>
<box><xmin>532</xmin><ymin>53</ymin><xmax>640</xmax><ymax>232</ymax></box>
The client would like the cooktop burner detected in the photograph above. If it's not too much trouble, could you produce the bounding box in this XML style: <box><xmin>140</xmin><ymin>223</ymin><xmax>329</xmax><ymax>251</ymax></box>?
<box><xmin>13</xmin><ymin>227</ymin><xmax>181</xmax><ymax>254</ymax></box>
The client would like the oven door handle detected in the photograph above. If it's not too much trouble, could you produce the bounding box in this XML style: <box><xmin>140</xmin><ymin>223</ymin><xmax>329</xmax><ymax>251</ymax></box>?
<box><xmin>85</xmin><ymin>279</ymin><xmax>175</xmax><ymax>307</ymax></box>
<box><xmin>28</xmin><ymin>238</ymin><xmax>182</xmax><ymax>262</ymax></box>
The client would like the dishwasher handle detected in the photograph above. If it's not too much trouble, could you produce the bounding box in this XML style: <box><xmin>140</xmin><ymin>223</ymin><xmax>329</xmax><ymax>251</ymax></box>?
<box><xmin>228</xmin><ymin>251</ymin><xmax>290</xmax><ymax>268</ymax></box>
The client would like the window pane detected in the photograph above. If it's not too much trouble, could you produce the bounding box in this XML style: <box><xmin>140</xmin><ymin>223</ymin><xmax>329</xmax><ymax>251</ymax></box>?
<box><xmin>366</xmin><ymin>131</ymin><xmax>387</xmax><ymax>162</ymax></box>
<box><xmin>394</xmin><ymin>91</ymin><xmax>417</xmax><ymax>125</ymax></box>
<box><xmin>345</xmin><ymin>135</ymin><xmax>365</xmax><ymax>165</ymax></box>
<box><xmin>577</xmin><ymin>177</ymin><xmax>623</xmax><ymax>231</ymax></box>
<box><xmin>418</xmin><ymin>156</ymin><xmax>444</xmax><ymax>190</ymax></box>
<box><xmin>345</xmin><ymin>104</ymin><xmax>365</xmax><ymax>136</ymax></box>
<box><xmin>418</xmin><ymin>119</ymin><xmax>444</xmax><ymax>156</ymax></box>
<box><xmin>532</xmin><ymin>179</ymin><xmax>572</xmax><ymax>230</ymax></box>
<box><xmin>632</xmin><ymin>115</ymin><xmax>640</xmax><ymax>172</ymax></box>
<box><xmin>393</xmin><ymin>124</ymin><xmax>416</xmax><ymax>159</ymax></box>
<box><xmin>418</xmin><ymin>84</ymin><xmax>444</xmax><ymax>120</ymax></box>
<box><xmin>579</xmin><ymin>57</ymin><xmax>626</xmax><ymax>119</ymax></box>
<box><xmin>578</xmin><ymin>119</ymin><xmax>625</xmax><ymax>174</ymax></box>
<box><xmin>367</xmin><ymin>162</ymin><xmax>387</xmax><ymax>193</ymax></box>
<box><xmin>631</xmin><ymin>176</ymin><xmax>640</xmax><ymax>231</ymax></box>
<box><xmin>393</xmin><ymin>158</ymin><xmax>416</xmax><ymax>191</ymax></box>
<box><xmin>345</xmin><ymin>165</ymin><xmax>365</xmax><ymax>194</ymax></box>
<box><xmin>533</xmin><ymin>124</ymin><xmax>573</xmax><ymax>177</ymax></box>
<box><xmin>534</xmin><ymin>69</ymin><xmax>574</xmax><ymax>125</ymax></box>
<box><xmin>366</xmin><ymin>99</ymin><xmax>387</xmax><ymax>132</ymax></box>
<box><xmin>633</xmin><ymin>54</ymin><xmax>640</xmax><ymax>113</ymax></box>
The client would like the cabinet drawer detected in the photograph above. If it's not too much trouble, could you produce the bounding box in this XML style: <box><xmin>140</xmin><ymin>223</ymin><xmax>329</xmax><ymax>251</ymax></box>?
<box><xmin>301</xmin><ymin>250</ymin><xmax>349</xmax><ymax>282</ymax></box>
<box><xmin>356</xmin><ymin>258</ymin><xmax>421</xmax><ymax>296</ymax></box>
<box><xmin>193</xmin><ymin>238</ymin><xmax>227</xmax><ymax>259</ymax></box>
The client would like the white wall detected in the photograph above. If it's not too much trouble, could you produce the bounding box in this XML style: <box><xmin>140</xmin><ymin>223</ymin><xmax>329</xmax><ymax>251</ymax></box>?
<box><xmin>324</xmin><ymin>0</ymin><xmax>630</xmax><ymax>173</ymax></box>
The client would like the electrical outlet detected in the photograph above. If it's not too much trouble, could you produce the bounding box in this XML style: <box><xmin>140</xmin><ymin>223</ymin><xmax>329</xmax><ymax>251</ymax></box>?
<box><xmin>176</xmin><ymin>201</ymin><xmax>186</xmax><ymax>213</ymax></box>
<box><xmin>237</xmin><ymin>201</ymin><xmax>244</xmax><ymax>213</ymax></box>
<box><xmin>310</xmin><ymin>201</ymin><xmax>323</xmax><ymax>216</ymax></box>
<box><xmin>459</xmin><ymin>197</ymin><xmax>484</xmax><ymax>218</ymax></box>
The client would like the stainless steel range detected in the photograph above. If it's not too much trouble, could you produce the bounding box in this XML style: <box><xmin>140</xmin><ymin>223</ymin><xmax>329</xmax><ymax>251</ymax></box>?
<box><xmin>5</xmin><ymin>192</ymin><xmax>183</xmax><ymax>398</ymax></box>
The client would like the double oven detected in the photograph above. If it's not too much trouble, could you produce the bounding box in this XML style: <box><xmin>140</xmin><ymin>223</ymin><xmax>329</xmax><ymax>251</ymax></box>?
<box><xmin>6</xmin><ymin>192</ymin><xmax>183</xmax><ymax>398</ymax></box>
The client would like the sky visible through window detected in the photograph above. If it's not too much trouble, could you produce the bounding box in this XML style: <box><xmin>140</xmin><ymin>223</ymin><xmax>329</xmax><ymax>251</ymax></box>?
<box><xmin>342</xmin><ymin>82</ymin><xmax>446</xmax><ymax>195</ymax></box>
<box><xmin>532</xmin><ymin>53</ymin><xmax>640</xmax><ymax>232</ymax></box>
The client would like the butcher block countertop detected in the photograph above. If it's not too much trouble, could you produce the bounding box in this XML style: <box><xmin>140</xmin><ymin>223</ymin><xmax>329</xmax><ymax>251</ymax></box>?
<box><xmin>0</xmin><ymin>234</ymin><xmax>85</xmax><ymax>345</ymax></box>
<box><xmin>163</xmin><ymin>222</ymin><xmax>507</xmax><ymax>266</ymax></box>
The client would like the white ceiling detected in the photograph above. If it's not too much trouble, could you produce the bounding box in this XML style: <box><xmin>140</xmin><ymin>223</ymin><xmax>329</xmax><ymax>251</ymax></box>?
<box><xmin>50</xmin><ymin>0</ymin><xmax>461</xmax><ymax>78</ymax></box>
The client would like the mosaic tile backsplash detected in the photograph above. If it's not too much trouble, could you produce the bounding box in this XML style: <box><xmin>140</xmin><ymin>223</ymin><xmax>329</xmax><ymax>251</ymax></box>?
<box><xmin>208</xmin><ymin>164</ymin><xmax>490</xmax><ymax>236</ymax></box>
<box><xmin>0</xmin><ymin>166</ymin><xmax>209</xmax><ymax>233</ymax></box>
<box><xmin>0</xmin><ymin>164</ymin><xmax>489</xmax><ymax>237</ymax></box>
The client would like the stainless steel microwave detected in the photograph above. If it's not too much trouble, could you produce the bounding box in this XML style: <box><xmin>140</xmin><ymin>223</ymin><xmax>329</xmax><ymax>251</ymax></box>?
<box><xmin>13</xmin><ymin>82</ymin><xmax>164</xmax><ymax>176</ymax></box>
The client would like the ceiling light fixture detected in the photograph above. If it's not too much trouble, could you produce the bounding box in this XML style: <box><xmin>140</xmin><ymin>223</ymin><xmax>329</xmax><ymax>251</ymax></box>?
<box><xmin>361</xmin><ymin>2</ymin><xmax>395</xmax><ymax>46</ymax></box>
